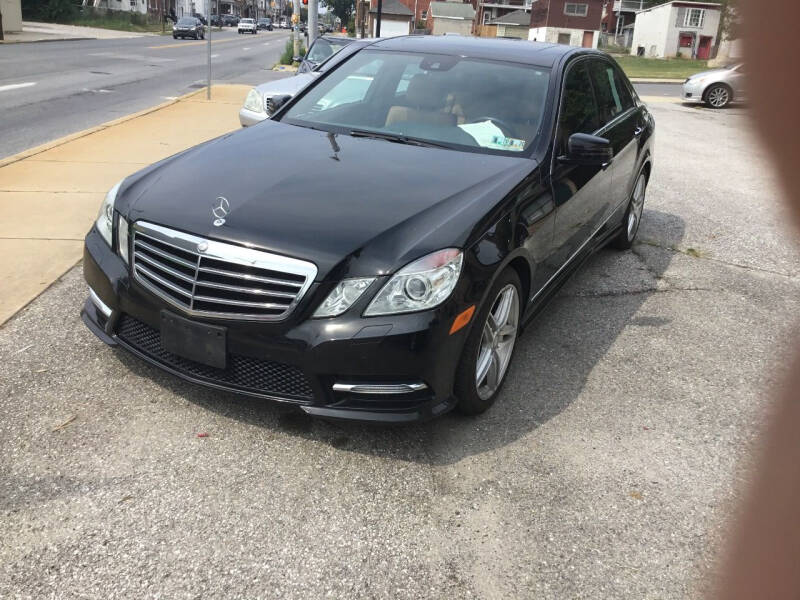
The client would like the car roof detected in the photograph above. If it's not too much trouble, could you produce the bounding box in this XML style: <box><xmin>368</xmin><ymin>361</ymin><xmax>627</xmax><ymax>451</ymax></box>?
<box><xmin>368</xmin><ymin>35</ymin><xmax>593</xmax><ymax>68</ymax></box>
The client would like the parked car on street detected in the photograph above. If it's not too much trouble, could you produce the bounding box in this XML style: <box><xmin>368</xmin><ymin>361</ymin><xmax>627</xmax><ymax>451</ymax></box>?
<box><xmin>279</xmin><ymin>17</ymin><xmax>288</xmax><ymax>28</ymax></box>
<box><xmin>172</xmin><ymin>16</ymin><xmax>204</xmax><ymax>39</ymax></box>
<box><xmin>239</xmin><ymin>38</ymin><xmax>371</xmax><ymax>126</ymax></box>
<box><xmin>682</xmin><ymin>63</ymin><xmax>746</xmax><ymax>108</ymax></box>
<box><xmin>222</xmin><ymin>14</ymin><xmax>239</xmax><ymax>26</ymax></box>
<box><xmin>82</xmin><ymin>37</ymin><xmax>654</xmax><ymax>422</ymax></box>
<box><xmin>257</xmin><ymin>17</ymin><xmax>273</xmax><ymax>30</ymax></box>
<box><xmin>238</xmin><ymin>18</ymin><xmax>258</xmax><ymax>34</ymax></box>
<box><xmin>297</xmin><ymin>35</ymin><xmax>357</xmax><ymax>73</ymax></box>
<box><xmin>210</xmin><ymin>14</ymin><xmax>221</xmax><ymax>26</ymax></box>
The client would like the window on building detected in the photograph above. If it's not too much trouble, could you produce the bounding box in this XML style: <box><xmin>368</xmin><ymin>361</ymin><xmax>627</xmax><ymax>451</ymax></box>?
<box><xmin>564</xmin><ymin>3</ymin><xmax>588</xmax><ymax>17</ymax></box>
<box><xmin>130</xmin><ymin>0</ymin><xmax>136</xmax><ymax>6</ymax></box>
<box><xmin>683</xmin><ymin>8</ymin><xmax>705</xmax><ymax>28</ymax></box>
<box><xmin>482</xmin><ymin>10</ymin><xmax>491</xmax><ymax>25</ymax></box>
<box><xmin>421</xmin><ymin>10</ymin><xmax>427</xmax><ymax>19</ymax></box>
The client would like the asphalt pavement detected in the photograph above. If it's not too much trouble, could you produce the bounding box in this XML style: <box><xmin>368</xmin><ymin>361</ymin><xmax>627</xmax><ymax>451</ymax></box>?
<box><xmin>0</xmin><ymin>28</ymin><xmax>290</xmax><ymax>159</ymax></box>
<box><xmin>1</xmin><ymin>94</ymin><xmax>799</xmax><ymax>597</ymax></box>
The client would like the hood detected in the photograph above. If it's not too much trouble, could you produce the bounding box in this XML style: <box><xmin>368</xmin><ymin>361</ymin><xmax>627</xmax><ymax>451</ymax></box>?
<box><xmin>688</xmin><ymin>68</ymin><xmax>730</xmax><ymax>80</ymax></box>
<box><xmin>255</xmin><ymin>74</ymin><xmax>314</xmax><ymax>97</ymax></box>
<box><xmin>120</xmin><ymin>121</ymin><xmax>534</xmax><ymax>280</ymax></box>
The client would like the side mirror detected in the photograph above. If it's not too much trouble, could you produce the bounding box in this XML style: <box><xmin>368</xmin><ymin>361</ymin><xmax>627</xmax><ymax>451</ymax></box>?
<box><xmin>559</xmin><ymin>133</ymin><xmax>613</xmax><ymax>167</ymax></box>
<box><xmin>267</xmin><ymin>94</ymin><xmax>292</xmax><ymax>115</ymax></box>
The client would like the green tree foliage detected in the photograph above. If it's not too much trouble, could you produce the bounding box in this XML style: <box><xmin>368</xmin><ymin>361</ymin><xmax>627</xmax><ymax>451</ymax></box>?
<box><xmin>321</xmin><ymin>0</ymin><xmax>354</xmax><ymax>28</ymax></box>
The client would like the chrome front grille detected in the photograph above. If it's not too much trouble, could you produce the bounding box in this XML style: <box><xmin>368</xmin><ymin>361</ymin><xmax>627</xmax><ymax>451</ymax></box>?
<box><xmin>131</xmin><ymin>221</ymin><xmax>317</xmax><ymax>321</ymax></box>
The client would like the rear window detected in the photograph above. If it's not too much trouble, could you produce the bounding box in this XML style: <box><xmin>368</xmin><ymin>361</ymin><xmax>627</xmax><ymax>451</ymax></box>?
<box><xmin>241</xmin><ymin>18</ymin><xmax>254</xmax><ymax>23</ymax></box>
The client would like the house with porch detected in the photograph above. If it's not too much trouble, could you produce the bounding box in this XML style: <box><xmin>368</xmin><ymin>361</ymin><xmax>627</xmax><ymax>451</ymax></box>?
<box><xmin>528</xmin><ymin>0</ymin><xmax>604</xmax><ymax>49</ymax></box>
<box><xmin>629</xmin><ymin>0</ymin><xmax>721</xmax><ymax>58</ymax></box>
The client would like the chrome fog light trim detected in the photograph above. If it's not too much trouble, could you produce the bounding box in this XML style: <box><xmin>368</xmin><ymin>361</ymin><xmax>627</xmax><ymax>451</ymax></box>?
<box><xmin>332</xmin><ymin>382</ymin><xmax>428</xmax><ymax>395</ymax></box>
<box><xmin>89</xmin><ymin>287</ymin><xmax>112</xmax><ymax>318</ymax></box>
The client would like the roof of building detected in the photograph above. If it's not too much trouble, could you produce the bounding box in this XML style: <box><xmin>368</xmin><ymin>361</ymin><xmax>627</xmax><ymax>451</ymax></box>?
<box><xmin>369</xmin><ymin>35</ymin><xmax>591</xmax><ymax>67</ymax></box>
<box><xmin>428</xmin><ymin>1</ymin><xmax>476</xmax><ymax>20</ymax></box>
<box><xmin>636</xmin><ymin>0</ymin><xmax>721</xmax><ymax>14</ymax></box>
<box><xmin>488</xmin><ymin>8</ymin><xmax>530</xmax><ymax>26</ymax></box>
<box><xmin>369</xmin><ymin>0</ymin><xmax>414</xmax><ymax>16</ymax></box>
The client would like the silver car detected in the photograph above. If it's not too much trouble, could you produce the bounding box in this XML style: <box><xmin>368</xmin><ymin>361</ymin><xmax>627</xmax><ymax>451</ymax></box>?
<box><xmin>682</xmin><ymin>63</ymin><xmax>746</xmax><ymax>109</ymax></box>
<box><xmin>239</xmin><ymin>38</ymin><xmax>371</xmax><ymax>127</ymax></box>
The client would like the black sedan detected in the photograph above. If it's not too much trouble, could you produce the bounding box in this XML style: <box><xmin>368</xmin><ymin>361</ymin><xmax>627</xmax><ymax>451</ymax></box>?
<box><xmin>257</xmin><ymin>17</ymin><xmax>273</xmax><ymax>30</ymax></box>
<box><xmin>82</xmin><ymin>37</ymin><xmax>654</xmax><ymax>423</ymax></box>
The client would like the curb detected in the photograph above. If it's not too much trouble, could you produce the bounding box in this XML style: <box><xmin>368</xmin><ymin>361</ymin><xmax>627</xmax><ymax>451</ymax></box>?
<box><xmin>630</xmin><ymin>78</ymin><xmax>686</xmax><ymax>83</ymax></box>
<box><xmin>0</xmin><ymin>88</ymin><xmax>205</xmax><ymax>169</ymax></box>
<box><xmin>0</xmin><ymin>36</ymin><xmax>94</xmax><ymax>44</ymax></box>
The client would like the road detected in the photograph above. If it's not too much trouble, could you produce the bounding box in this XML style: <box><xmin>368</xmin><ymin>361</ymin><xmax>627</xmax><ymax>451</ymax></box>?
<box><xmin>0</xmin><ymin>28</ymin><xmax>291</xmax><ymax>159</ymax></box>
<box><xmin>1</xmin><ymin>88</ymin><xmax>799</xmax><ymax>597</ymax></box>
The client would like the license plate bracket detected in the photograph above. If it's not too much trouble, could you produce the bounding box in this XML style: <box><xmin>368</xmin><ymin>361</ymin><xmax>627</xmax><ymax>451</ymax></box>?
<box><xmin>160</xmin><ymin>310</ymin><xmax>227</xmax><ymax>369</ymax></box>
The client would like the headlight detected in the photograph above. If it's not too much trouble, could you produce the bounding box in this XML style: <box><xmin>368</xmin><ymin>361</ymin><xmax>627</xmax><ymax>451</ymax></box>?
<box><xmin>313</xmin><ymin>278</ymin><xmax>375</xmax><ymax>318</ymax></box>
<box><xmin>95</xmin><ymin>179</ymin><xmax>122</xmax><ymax>247</ymax></box>
<box><xmin>118</xmin><ymin>216</ymin><xmax>130</xmax><ymax>265</ymax></box>
<box><xmin>243</xmin><ymin>88</ymin><xmax>265</xmax><ymax>113</ymax></box>
<box><xmin>364</xmin><ymin>249</ymin><xmax>463</xmax><ymax>316</ymax></box>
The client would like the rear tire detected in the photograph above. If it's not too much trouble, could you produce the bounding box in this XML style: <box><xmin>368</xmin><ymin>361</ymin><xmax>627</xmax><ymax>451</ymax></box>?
<box><xmin>610</xmin><ymin>171</ymin><xmax>647</xmax><ymax>250</ymax></box>
<box><xmin>455</xmin><ymin>268</ymin><xmax>522</xmax><ymax>416</ymax></box>
<box><xmin>705</xmin><ymin>83</ymin><xmax>732</xmax><ymax>109</ymax></box>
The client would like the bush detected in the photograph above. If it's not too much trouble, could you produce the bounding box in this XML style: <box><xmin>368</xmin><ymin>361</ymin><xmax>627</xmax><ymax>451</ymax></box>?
<box><xmin>279</xmin><ymin>38</ymin><xmax>306</xmax><ymax>65</ymax></box>
<box><xmin>346</xmin><ymin>18</ymin><xmax>354</xmax><ymax>37</ymax></box>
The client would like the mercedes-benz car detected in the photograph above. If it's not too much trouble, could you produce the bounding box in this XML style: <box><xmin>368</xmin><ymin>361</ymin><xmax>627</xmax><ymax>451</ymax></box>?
<box><xmin>239</xmin><ymin>38</ymin><xmax>371</xmax><ymax>127</ymax></box>
<box><xmin>82</xmin><ymin>37</ymin><xmax>654</xmax><ymax>423</ymax></box>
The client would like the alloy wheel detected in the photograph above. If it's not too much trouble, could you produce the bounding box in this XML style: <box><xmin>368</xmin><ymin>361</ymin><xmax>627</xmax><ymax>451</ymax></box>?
<box><xmin>475</xmin><ymin>284</ymin><xmax>519</xmax><ymax>401</ymax></box>
<box><xmin>707</xmin><ymin>85</ymin><xmax>730</xmax><ymax>108</ymax></box>
<box><xmin>627</xmin><ymin>173</ymin><xmax>646</xmax><ymax>241</ymax></box>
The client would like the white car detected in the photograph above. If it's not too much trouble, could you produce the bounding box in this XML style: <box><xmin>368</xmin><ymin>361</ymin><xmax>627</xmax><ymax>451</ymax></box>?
<box><xmin>238</xmin><ymin>18</ymin><xmax>257</xmax><ymax>34</ymax></box>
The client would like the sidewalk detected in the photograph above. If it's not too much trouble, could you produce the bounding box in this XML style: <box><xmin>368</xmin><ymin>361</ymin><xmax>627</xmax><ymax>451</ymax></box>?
<box><xmin>0</xmin><ymin>85</ymin><xmax>249</xmax><ymax>325</ymax></box>
<box><xmin>0</xmin><ymin>21</ymin><xmax>156</xmax><ymax>43</ymax></box>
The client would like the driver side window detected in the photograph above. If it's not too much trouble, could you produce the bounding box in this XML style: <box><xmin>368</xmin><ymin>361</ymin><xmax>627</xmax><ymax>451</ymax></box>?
<box><xmin>558</xmin><ymin>62</ymin><xmax>600</xmax><ymax>154</ymax></box>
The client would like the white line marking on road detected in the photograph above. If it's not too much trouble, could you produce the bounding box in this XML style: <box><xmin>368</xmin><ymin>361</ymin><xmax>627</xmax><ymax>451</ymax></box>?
<box><xmin>82</xmin><ymin>88</ymin><xmax>113</xmax><ymax>94</ymax></box>
<box><xmin>243</xmin><ymin>47</ymin><xmax>250</xmax><ymax>51</ymax></box>
<box><xmin>211</xmin><ymin>54</ymin><xmax>220</xmax><ymax>58</ymax></box>
<box><xmin>162</xmin><ymin>96</ymin><xmax>178</xmax><ymax>100</ymax></box>
<box><xmin>0</xmin><ymin>82</ymin><xmax>37</xmax><ymax>92</ymax></box>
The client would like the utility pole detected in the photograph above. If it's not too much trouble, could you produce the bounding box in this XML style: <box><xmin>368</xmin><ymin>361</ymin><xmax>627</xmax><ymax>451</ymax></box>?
<box><xmin>292</xmin><ymin>0</ymin><xmax>300</xmax><ymax>59</ymax></box>
<box><xmin>376</xmin><ymin>0</ymin><xmax>382</xmax><ymax>36</ymax></box>
<box><xmin>206</xmin><ymin>0</ymin><xmax>211</xmax><ymax>99</ymax></box>
<box><xmin>308</xmin><ymin>0</ymin><xmax>317</xmax><ymax>44</ymax></box>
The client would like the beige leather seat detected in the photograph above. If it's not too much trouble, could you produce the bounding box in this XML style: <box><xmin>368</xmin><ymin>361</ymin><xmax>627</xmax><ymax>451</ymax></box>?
<box><xmin>385</xmin><ymin>75</ymin><xmax>456</xmax><ymax>128</ymax></box>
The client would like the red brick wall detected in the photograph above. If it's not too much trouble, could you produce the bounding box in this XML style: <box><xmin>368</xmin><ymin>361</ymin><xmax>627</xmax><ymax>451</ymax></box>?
<box><xmin>530</xmin><ymin>0</ymin><xmax>604</xmax><ymax>30</ymax></box>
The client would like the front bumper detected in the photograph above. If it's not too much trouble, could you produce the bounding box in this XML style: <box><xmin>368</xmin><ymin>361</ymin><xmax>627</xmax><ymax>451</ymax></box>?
<box><xmin>681</xmin><ymin>80</ymin><xmax>705</xmax><ymax>103</ymax></box>
<box><xmin>81</xmin><ymin>227</ymin><xmax>468</xmax><ymax>423</ymax></box>
<box><xmin>239</xmin><ymin>106</ymin><xmax>267</xmax><ymax>127</ymax></box>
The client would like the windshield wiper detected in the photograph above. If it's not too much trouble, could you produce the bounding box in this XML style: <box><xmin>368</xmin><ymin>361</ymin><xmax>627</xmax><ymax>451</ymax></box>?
<box><xmin>349</xmin><ymin>129</ymin><xmax>450</xmax><ymax>149</ymax></box>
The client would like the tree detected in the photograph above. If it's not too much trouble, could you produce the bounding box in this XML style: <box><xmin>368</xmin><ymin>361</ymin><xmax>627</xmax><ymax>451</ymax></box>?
<box><xmin>321</xmin><ymin>0</ymin><xmax>353</xmax><ymax>28</ymax></box>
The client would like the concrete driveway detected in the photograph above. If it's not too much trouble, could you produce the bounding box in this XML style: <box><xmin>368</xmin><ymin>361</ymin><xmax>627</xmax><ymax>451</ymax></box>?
<box><xmin>1</xmin><ymin>101</ymin><xmax>798</xmax><ymax>599</ymax></box>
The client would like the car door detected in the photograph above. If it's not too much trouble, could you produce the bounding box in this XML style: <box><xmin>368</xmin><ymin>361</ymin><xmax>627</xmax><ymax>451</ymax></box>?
<box><xmin>587</xmin><ymin>58</ymin><xmax>642</xmax><ymax>219</ymax></box>
<box><xmin>548</xmin><ymin>58</ymin><xmax>609</xmax><ymax>273</ymax></box>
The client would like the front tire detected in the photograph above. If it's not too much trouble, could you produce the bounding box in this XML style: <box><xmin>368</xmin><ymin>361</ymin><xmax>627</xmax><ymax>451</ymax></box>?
<box><xmin>610</xmin><ymin>171</ymin><xmax>647</xmax><ymax>250</ymax></box>
<box><xmin>455</xmin><ymin>268</ymin><xmax>522</xmax><ymax>416</ymax></box>
<box><xmin>705</xmin><ymin>83</ymin><xmax>732</xmax><ymax>108</ymax></box>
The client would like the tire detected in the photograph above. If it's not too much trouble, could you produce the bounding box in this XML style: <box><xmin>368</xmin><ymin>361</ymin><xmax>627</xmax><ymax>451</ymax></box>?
<box><xmin>454</xmin><ymin>268</ymin><xmax>522</xmax><ymax>416</ymax></box>
<box><xmin>173</xmin><ymin>34</ymin><xmax>177</xmax><ymax>39</ymax></box>
<box><xmin>705</xmin><ymin>83</ymin><xmax>732</xmax><ymax>109</ymax></box>
<box><xmin>610</xmin><ymin>170</ymin><xmax>648</xmax><ymax>250</ymax></box>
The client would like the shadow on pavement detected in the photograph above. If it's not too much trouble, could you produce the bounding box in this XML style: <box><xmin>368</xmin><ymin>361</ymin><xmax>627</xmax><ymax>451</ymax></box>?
<box><xmin>114</xmin><ymin>208</ymin><xmax>685</xmax><ymax>465</ymax></box>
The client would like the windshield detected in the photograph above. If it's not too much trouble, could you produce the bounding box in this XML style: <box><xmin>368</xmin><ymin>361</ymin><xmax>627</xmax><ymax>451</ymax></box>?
<box><xmin>306</xmin><ymin>38</ymin><xmax>352</xmax><ymax>64</ymax></box>
<box><xmin>177</xmin><ymin>17</ymin><xmax>196</xmax><ymax>25</ymax></box>
<box><xmin>281</xmin><ymin>50</ymin><xmax>550</xmax><ymax>155</ymax></box>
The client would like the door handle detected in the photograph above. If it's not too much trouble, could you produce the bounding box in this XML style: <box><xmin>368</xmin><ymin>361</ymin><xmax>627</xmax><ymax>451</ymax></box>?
<box><xmin>634</xmin><ymin>126</ymin><xmax>645</xmax><ymax>137</ymax></box>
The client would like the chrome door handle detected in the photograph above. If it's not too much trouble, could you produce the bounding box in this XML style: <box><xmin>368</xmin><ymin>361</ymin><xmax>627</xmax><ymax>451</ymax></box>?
<box><xmin>634</xmin><ymin>126</ymin><xmax>644</xmax><ymax>137</ymax></box>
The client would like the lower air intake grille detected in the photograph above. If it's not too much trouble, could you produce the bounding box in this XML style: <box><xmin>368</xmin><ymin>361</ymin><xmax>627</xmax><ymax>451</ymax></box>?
<box><xmin>116</xmin><ymin>315</ymin><xmax>314</xmax><ymax>401</ymax></box>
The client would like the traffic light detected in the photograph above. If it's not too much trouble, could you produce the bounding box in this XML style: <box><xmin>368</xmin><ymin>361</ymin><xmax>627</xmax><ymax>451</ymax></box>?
<box><xmin>302</xmin><ymin>0</ymin><xmax>307</xmax><ymax>4</ymax></box>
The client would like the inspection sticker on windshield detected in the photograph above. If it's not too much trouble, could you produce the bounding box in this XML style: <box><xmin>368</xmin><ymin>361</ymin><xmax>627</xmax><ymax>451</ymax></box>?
<box><xmin>458</xmin><ymin>120</ymin><xmax>526</xmax><ymax>152</ymax></box>
<box><xmin>490</xmin><ymin>136</ymin><xmax>526</xmax><ymax>151</ymax></box>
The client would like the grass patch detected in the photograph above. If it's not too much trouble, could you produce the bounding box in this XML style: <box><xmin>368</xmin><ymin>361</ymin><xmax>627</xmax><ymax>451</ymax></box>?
<box><xmin>66</xmin><ymin>16</ymin><xmax>163</xmax><ymax>32</ymax></box>
<box><xmin>279</xmin><ymin>38</ymin><xmax>306</xmax><ymax>65</ymax></box>
<box><xmin>611</xmin><ymin>55</ymin><xmax>709</xmax><ymax>80</ymax></box>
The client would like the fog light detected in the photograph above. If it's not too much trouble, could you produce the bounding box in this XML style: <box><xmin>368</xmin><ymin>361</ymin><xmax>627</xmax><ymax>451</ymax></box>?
<box><xmin>89</xmin><ymin>287</ymin><xmax>112</xmax><ymax>318</ymax></box>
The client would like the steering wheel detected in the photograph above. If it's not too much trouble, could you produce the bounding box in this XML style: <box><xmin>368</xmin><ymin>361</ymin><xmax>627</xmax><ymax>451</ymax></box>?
<box><xmin>469</xmin><ymin>116</ymin><xmax>515</xmax><ymax>137</ymax></box>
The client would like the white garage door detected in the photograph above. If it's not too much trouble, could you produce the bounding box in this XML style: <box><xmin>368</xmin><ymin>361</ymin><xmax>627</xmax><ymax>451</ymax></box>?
<box><xmin>372</xmin><ymin>18</ymin><xmax>410</xmax><ymax>37</ymax></box>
